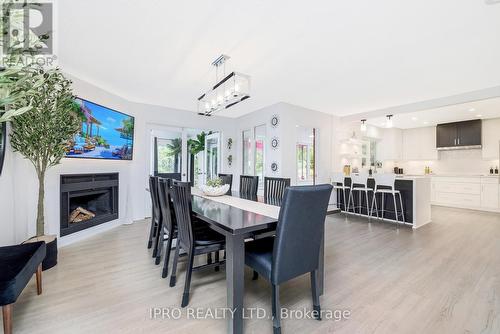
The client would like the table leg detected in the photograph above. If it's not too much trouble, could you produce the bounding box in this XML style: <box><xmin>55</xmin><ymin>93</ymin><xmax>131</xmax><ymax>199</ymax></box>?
<box><xmin>226</xmin><ymin>234</ymin><xmax>245</xmax><ymax>334</ymax></box>
<box><xmin>318</xmin><ymin>230</ymin><xmax>325</xmax><ymax>296</ymax></box>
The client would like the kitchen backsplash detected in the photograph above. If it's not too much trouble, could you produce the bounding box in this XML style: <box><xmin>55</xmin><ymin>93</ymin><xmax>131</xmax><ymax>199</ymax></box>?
<box><xmin>384</xmin><ymin>149</ymin><xmax>499</xmax><ymax>175</ymax></box>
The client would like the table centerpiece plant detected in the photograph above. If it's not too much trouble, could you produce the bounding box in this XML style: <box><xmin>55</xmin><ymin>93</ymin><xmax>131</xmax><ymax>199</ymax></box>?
<box><xmin>200</xmin><ymin>177</ymin><xmax>230</xmax><ymax>197</ymax></box>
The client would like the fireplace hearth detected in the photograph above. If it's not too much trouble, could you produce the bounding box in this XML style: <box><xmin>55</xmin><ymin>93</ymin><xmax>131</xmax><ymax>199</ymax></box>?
<box><xmin>60</xmin><ymin>173</ymin><xmax>119</xmax><ymax>236</ymax></box>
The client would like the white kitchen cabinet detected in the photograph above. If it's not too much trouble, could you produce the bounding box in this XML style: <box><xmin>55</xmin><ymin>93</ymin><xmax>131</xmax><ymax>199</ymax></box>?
<box><xmin>402</xmin><ymin>126</ymin><xmax>438</xmax><ymax>161</ymax></box>
<box><xmin>480</xmin><ymin>178</ymin><xmax>499</xmax><ymax>209</ymax></box>
<box><xmin>377</xmin><ymin>128</ymin><xmax>402</xmax><ymax>161</ymax></box>
<box><xmin>481</xmin><ymin>118</ymin><xmax>500</xmax><ymax>159</ymax></box>
<box><xmin>432</xmin><ymin>177</ymin><xmax>481</xmax><ymax>208</ymax></box>
<box><xmin>431</xmin><ymin>176</ymin><xmax>499</xmax><ymax>211</ymax></box>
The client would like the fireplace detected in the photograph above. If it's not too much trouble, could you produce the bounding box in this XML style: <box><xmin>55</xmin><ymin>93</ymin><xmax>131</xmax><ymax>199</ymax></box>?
<box><xmin>60</xmin><ymin>173</ymin><xmax>119</xmax><ymax>236</ymax></box>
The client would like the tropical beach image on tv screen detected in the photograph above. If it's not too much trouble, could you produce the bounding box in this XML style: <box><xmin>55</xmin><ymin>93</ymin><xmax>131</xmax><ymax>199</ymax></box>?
<box><xmin>65</xmin><ymin>98</ymin><xmax>134</xmax><ymax>160</ymax></box>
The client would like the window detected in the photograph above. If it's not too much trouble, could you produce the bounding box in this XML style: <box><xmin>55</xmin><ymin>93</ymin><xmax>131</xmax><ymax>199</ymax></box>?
<box><xmin>242</xmin><ymin>125</ymin><xmax>266</xmax><ymax>187</ymax></box>
<box><xmin>155</xmin><ymin>137</ymin><xmax>182</xmax><ymax>174</ymax></box>
<box><xmin>242</xmin><ymin>130</ymin><xmax>252</xmax><ymax>175</ymax></box>
<box><xmin>254</xmin><ymin>125</ymin><xmax>266</xmax><ymax>186</ymax></box>
<box><xmin>296</xmin><ymin>144</ymin><xmax>314</xmax><ymax>182</ymax></box>
<box><xmin>361</xmin><ymin>139</ymin><xmax>377</xmax><ymax>169</ymax></box>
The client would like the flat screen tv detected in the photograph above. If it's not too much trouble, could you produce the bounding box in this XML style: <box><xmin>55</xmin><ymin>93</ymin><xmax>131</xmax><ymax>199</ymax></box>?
<box><xmin>65</xmin><ymin>98</ymin><xmax>134</xmax><ymax>160</ymax></box>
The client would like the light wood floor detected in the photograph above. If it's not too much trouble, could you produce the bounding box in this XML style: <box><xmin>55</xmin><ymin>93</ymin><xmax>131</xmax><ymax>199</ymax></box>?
<box><xmin>5</xmin><ymin>206</ymin><xmax>500</xmax><ymax>334</ymax></box>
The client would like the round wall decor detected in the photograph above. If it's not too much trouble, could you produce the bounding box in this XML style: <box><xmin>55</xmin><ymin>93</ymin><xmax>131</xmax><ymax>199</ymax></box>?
<box><xmin>271</xmin><ymin>137</ymin><xmax>279</xmax><ymax>150</ymax></box>
<box><xmin>270</xmin><ymin>114</ymin><xmax>280</xmax><ymax>128</ymax></box>
<box><xmin>270</xmin><ymin>162</ymin><xmax>279</xmax><ymax>173</ymax></box>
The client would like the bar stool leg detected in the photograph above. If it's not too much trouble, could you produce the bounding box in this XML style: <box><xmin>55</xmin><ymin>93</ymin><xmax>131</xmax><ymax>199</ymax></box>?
<box><xmin>370</xmin><ymin>192</ymin><xmax>376</xmax><ymax>218</ymax></box>
<box><xmin>398</xmin><ymin>193</ymin><xmax>405</xmax><ymax>223</ymax></box>
<box><xmin>365</xmin><ymin>191</ymin><xmax>371</xmax><ymax>218</ymax></box>
<box><xmin>347</xmin><ymin>190</ymin><xmax>353</xmax><ymax>214</ymax></box>
<box><xmin>393</xmin><ymin>193</ymin><xmax>400</xmax><ymax>227</ymax></box>
<box><xmin>342</xmin><ymin>189</ymin><xmax>347</xmax><ymax>213</ymax></box>
<box><xmin>358</xmin><ymin>191</ymin><xmax>362</xmax><ymax>215</ymax></box>
<box><xmin>381</xmin><ymin>193</ymin><xmax>385</xmax><ymax>220</ymax></box>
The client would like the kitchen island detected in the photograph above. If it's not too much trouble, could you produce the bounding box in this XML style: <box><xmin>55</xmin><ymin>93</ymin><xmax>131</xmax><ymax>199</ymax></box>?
<box><xmin>334</xmin><ymin>175</ymin><xmax>431</xmax><ymax>228</ymax></box>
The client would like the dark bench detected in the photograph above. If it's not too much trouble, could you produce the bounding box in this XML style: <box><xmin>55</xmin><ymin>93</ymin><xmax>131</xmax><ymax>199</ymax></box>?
<box><xmin>0</xmin><ymin>242</ymin><xmax>46</xmax><ymax>334</ymax></box>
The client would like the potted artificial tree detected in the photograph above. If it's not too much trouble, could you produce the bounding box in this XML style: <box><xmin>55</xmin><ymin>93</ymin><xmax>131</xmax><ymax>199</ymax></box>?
<box><xmin>7</xmin><ymin>66</ymin><xmax>80</xmax><ymax>270</ymax></box>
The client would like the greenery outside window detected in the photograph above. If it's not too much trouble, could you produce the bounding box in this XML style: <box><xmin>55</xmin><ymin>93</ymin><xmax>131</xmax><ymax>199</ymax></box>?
<box><xmin>155</xmin><ymin>137</ymin><xmax>182</xmax><ymax>174</ymax></box>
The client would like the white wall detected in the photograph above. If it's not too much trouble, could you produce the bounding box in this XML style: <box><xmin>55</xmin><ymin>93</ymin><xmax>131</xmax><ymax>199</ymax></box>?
<box><xmin>399</xmin><ymin>150</ymin><xmax>499</xmax><ymax>175</ymax></box>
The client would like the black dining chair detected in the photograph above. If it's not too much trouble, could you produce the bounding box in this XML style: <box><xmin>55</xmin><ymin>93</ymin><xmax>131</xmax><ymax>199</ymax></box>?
<box><xmin>148</xmin><ymin>176</ymin><xmax>162</xmax><ymax>256</ymax></box>
<box><xmin>239</xmin><ymin>175</ymin><xmax>259</xmax><ymax>200</ymax></box>
<box><xmin>218</xmin><ymin>173</ymin><xmax>233</xmax><ymax>195</ymax></box>
<box><xmin>264</xmin><ymin>177</ymin><xmax>291</xmax><ymax>206</ymax></box>
<box><xmin>245</xmin><ymin>184</ymin><xmax>333</xmax><ymax>334</ymax></box>
<box><xmin>156</xmin><ymin>178</ymin><xmax>177</xmax><ymax>271</ymax></box>
<box><xmin>169</xmin><ymin>181</ymin><xmax>226</xmax><ymax>307</ymax></box>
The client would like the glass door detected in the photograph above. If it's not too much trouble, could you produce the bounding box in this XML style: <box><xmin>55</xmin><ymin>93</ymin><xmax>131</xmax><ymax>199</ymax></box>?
<box><xmin>204</xmin><ymin>132</ymin><xmax>221</xmax><ymax>183</ymax></box>
<box><xmin>296</xmin><ymin>126</ymin><xmax>317</xmax><ymax>185</ymax></box>
<box><xmin>151</xmin><ymin>128</ymin><xmax>220</xmax><ymax>185</ymax></box>
<box><xmin>153</xmin><ymin>128</ymin><xmax>184</xmax><ymax>181</ymax></box>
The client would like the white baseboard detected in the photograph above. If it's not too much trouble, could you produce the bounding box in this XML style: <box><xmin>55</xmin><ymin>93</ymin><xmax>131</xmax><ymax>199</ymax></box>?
<box><xmin>431</xmin><ymin>202</ymin><xmax>500</xmax><ymax>214</ymax></box>
<box><xmin>59</xmin><ymin>218</ymin><xmax>124</xmax><ymax>247</ymax></box>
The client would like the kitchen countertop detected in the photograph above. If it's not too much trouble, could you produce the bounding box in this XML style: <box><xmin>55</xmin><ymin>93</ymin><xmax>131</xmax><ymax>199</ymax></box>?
<box><xmin>404</xmin><ymin>174</ymin><xmax>499</xmax><ymax>178</ymax></box>
<box><xmin>347</xmin><ymin>173</ymin><xmax>499</xmax><ymax>180</ymax></box>
<box><xmin>347</xmin><ymin>174</ymin><xmax>429</xmax><ymax>181</ymax></box>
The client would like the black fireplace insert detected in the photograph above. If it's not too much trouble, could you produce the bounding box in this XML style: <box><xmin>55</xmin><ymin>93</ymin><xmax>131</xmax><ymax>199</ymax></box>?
<box><xmin>60</xmin><ymin>173</ymin><xmax>119</xmax><ymax>236</ymax></box>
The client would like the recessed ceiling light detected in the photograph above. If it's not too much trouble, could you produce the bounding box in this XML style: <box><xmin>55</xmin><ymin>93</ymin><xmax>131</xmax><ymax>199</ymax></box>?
<box><xmin>411</xmin><ymin>117</ymin><xmax>418</xmax><ymax>121</ymax></box>
<box><xmin>476</xmin><ymin>114</ymin><xmax>483</xmax><ymax>117</ymax></box>
<box><xmin>423</xmin><ymin>121</ymin><xmax>429</xmax><ymax>125</ymax></box>
<box><xmin>386</xmin><ymin>115</ymin><xmax>393</xmax><ymax>128</ymax></box>
<box><xmin>469</xmin><ymin>108</ymin><xmax>476</xmax><ymax>112</ymax></box>
<box><xmin>360</xmin><ymin>119</ymin><xmax>367</xmax><ymax>132</ymax></box>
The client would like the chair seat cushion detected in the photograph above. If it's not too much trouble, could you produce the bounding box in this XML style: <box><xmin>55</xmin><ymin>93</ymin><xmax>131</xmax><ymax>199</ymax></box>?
<box><xmin>0</xmin><ymin>241</ymin><xmax>46</xmax><ymax>305</ymax></box>
<box><xmin>245</xmin><ymin>237</ymin><xmax>275</xmax><ymax>281</ymax></box>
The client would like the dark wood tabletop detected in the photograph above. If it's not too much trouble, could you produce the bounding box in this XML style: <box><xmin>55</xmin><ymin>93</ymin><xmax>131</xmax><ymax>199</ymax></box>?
<box><xmin>191</xmin><ymin>196</ymin><xmax>278</xmax><ymax>235</ymax></box>
<box><xmin>191</xmin><ymin>191</ymin><xmax>340</xmax><ymax>236</ymax></box>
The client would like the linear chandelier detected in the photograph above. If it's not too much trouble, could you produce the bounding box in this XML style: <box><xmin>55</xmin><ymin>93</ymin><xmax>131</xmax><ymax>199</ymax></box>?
<box><xmin>197</xmin><ymin>55</ymin><xmax>251</xmax><ymax>116</ymax></box>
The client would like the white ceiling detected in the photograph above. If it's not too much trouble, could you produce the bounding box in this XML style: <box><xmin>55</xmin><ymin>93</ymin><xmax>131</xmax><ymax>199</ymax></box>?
<box><xmin>58</xmin><ymin>0</ymin><xmax>500</xmax><ymax>118</ymax></box>
<box><xmin>365</xmin><ymin>97</ymin><xmax>500</xmax><ymax>129</ymax></box>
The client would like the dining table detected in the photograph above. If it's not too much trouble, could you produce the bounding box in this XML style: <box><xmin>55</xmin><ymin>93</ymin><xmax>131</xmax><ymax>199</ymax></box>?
<box><xmin>188</xmin><ymin>188</ymin><xmax>340</xmax><ymax>334</ymax></box>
